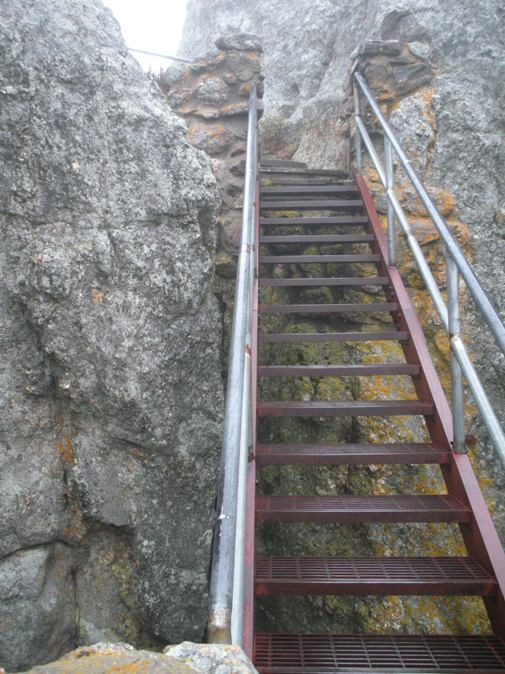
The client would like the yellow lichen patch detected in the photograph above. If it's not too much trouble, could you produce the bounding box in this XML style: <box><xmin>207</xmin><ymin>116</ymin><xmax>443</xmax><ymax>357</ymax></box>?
<box><xmin>63</xmin><ymin>499</ymin><xmax>88</xmax><ymax>543</ymax></box>
<box><xmin>92</xmin><ymin>288</ymin><xmax>105</xmax><ymax>304</ymax></box>
<box><xmin>434</xmin><ymin>330</ymin><xmax>450</xmax><ymax>359</ymax></box>
<box><xmin>393</xmin><ymin>182</ymin><xmax>455</xmax><ymax>218</ymax></box>
<box><xmin>421</xmin><ymin>87</ymin><xmax>436</xmax><ymax>131</ymax></box>
<box><xmin>58</xmin><ymin>434</ymin><xmax>74</xmax><ymax>464</ymax></box>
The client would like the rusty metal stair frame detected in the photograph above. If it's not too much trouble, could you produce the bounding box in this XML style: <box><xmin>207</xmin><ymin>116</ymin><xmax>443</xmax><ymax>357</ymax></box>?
<box><xmin>254</xmin><ymin>633</ymin><xmax>505</xmax><ymax>673</ymax></box>
<box><xmin>238</xmin><ymin>166</ymin><xmax>505</xmax><ymax>668</ymax></box>
<box><xmin>359</xmin><ymin>173</ymin><xmax>505</xmax><ymax>633</ymax></box>
<box><xmin>206</xmin><ymin>84</ymin><xmax>505</xmax><ymax>674</ymax></box>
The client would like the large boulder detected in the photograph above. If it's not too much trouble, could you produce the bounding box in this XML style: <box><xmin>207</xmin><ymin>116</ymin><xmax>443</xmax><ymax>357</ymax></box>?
<box><xmin>0</xmin><ymin>0</ymin><xmax>223</xmax><ymax>670</ymax></box>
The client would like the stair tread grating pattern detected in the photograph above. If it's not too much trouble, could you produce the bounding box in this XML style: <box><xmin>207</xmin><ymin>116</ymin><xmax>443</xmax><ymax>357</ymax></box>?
<box><xmin>260</xmin><ymin>215</ymin><xmax>369</xmax><ymax>225</ymax></box>
<box><xmin>255</xmin><ymin>494</ymin><xmax>471</xmax><ymax>524</ymax></box>
<box><xmin>256</xmin><ymin>494</ymin><xmax>468</xmax><ymax>513</ymax></box>
<box><xmin>256</xmin><ymin>442</ymin><xmax>450</xmax><ymax>465</ymax></box>
<box><xmin>257</xmin><ymin>400</ymin><xmax>435</xmax><ymax>417</ymax></box>
<box><xmin>259</xmin><ymin>254</ymin><xmax>380</xmax><ymax>263</ymax></box>
<box><xmin>254</xmin><ymin>634</ymin><xmax>505</xmax><ymax>672</ymax></box>
<box><xmin>259</xmin><ymin>331</ymin><xmax>408</xmax><ymax>343</ymax></box>
<box><xmin>255</xmin><ymin>556</ymin><xmax>495</xmax><ymax>591</ymax></box>
<box><xmin>258</xmin><ymin>302</ymin><xmax>395</xmax><ymax>313</ymax></box>
<box><xmin>257</xmin><ymin>364</ymin><xmax>419</xmax><ymax>377</ymax></box>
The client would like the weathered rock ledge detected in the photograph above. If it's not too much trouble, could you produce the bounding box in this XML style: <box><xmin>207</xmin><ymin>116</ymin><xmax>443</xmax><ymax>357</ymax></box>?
<box><xmin>11</xmin><ymin>643</ymin><xmax>257</xmax><ymax>674</ymax></box>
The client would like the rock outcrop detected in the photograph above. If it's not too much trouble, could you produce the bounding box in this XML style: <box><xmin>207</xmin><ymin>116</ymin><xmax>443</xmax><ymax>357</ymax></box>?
<box><xmin>0</xmin><ymin>0</ymin><xmax>223</xmax><ymax>670</ymax></box>
<box><xmin>18</xmin><ymin>642</ymin><xmax>258</xmax><ymax>674</ymax></box>
<box><xmin>159</xmin><ymin>34</ymin><xmax>264</xmax><ymax>275</ymax></box>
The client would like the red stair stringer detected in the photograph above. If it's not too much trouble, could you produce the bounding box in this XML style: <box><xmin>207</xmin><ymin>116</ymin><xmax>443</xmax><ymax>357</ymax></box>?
<box><xmin>357</xmin><ymin>173</ymin><xmax>505</xmax><ymax>634</ymax></box>
<box><xmin>242</xmin><ymin>180</ymin><xmax>260</xmax><ymax>656</ymax></box>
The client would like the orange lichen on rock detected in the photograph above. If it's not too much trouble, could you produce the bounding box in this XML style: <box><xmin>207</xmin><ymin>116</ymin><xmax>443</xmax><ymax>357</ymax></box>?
<box><xmin>58</xmin><ymin>435</ymin><xmax>74</xmax><ymax>464</ymax></box>
<box><xmin>92</xmin><ymin>288</ymin><xmax>105</xmax><ymax>304</ymax></box>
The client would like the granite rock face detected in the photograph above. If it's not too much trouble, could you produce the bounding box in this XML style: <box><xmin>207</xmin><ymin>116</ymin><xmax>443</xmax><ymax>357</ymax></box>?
<box><xmin>0</xmin><ymin>0</ymin><xmax>223</xmax><ymax>670</ymax></box>
<box><xmin>20</xmin><ymin>642</ymin><xmax>258</xmax><ymax>674</ymax></box>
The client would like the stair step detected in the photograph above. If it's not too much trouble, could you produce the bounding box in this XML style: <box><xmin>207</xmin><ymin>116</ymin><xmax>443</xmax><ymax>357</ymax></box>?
<box><xmin>258</xmin><ymin>302</ymin><xmax>397</xmax><ymax>314</ymax></box>
<box><xmin>259</xmin><ymin>331</ymin><xmax>408</xmax><ymax>343</ymax></box>
<box><xmin>260</xmin><ymin>216</ymin><xmax>369</xmax><ymax>226</ymax></box>
<box><xmin>255</xmin><ymin>442</ymin><xmax>450</xmax><ymax>466</ymax></box>
<box><xmin>261</xmin><ymin>175</ymin><xmax>350</xmax><ymax>185</ymax></box>
<box><xmin>254</xmin><ymin>634</ymin><xmax>505</xmax><ymax>673</ymax></box>
<box><xmin>258</xmin><ymin>364</ymin><xmax>419</xmax><ymax>377</ymax></box>
<box><xmin>255</xmin><ymin>495</ymin><xmax>470</xmax><ymax>524</ymax></box>
<box><xmin>261</xmin><ymin>176</ymin><xmax>356</xmax><ymax>187</ymax></box>
<box><xmin>261</xmin><ymin>200</ymin><xmax>363</xmax><ymax>210</ymax></box>
<box><xmin>259</xmin><ymin>276</ymin><xmax>388</xmax><ymax>287</ymax></box>
<box><xmin>259</xmin><ymin>234</ymin><xmax>374</xmax><ymax>244</ymax></box>
<box><xmin>255</xmin><ymin>556</ymin><xmax>495</xmax><ymax>597</ymax></box>
<box><xmin>261</xmin><ymin>186</ymin><xmax>359</xmax><ymax>196</ymax></box>
<box><xmin>257</xmin><ymin>400</ymin><xmax>434</xmax><ymax>417</ymax></box>
<box><xmin>259</xmin><ymin>254</ymin><xmax>380</xmax><ymax>264</ymax></box>
<box><xmin>260</xmin><ymin>168</ymin><xmax>348</xmax><ymax>177</ymax></box>
<box><xmin>261</xmin><ymin>159</ymin><xmax>308</xmax><ymax>169</ymax></box>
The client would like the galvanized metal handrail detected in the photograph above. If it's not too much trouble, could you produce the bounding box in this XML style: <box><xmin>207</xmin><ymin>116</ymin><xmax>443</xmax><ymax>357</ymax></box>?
<box><xmin>207</xmin><ymin>85</ymin><xmax>258</xmax><ymax>645</ymax></box>
<box><xmin>353</xmin><ymin>71</ymin><xmax>505</xmax><ymax>466</ymax></box>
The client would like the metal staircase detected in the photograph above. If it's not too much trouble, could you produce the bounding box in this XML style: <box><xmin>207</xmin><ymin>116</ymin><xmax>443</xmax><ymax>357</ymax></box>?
<box><xmin>206</xmin><ymin>80</ymin><xmax>505</xmax><ymax>673</ymax></box>
<box><xmin>249</xmin><ymin>161</ymin><xmax>505</xmax><ymax>672</ymax></box>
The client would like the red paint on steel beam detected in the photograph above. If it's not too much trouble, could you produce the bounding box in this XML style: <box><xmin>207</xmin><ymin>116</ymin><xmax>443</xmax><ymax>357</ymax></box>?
<box><xmin>356</xmin><ymin>172</ymin><xmax>505</xmax><ymax>634</ymax></box>
<box><xmin>242</xmin><ymin>180</ymin><xmax>261</xmax><ymax>656</ymax></box>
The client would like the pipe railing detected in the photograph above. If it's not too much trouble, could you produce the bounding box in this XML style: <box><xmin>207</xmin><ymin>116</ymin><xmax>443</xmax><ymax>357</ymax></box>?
<box><xmin>353</xmin><ymin>71</ymin><xmax>505</xmax><ymax>466</ymax></box>
<box><xmin>207</xmin><ymin>85</ymin><xmax>258</xmax><ymax>645</ymax></box>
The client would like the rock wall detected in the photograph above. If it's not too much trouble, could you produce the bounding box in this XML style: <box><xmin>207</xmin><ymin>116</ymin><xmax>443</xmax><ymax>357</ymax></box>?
<box><xmin>159</xmin><ymin>34</ymin><xmax>264</xmax><ymax>276</ymax></box>
<box><xmin>19</xmin><ymin>642</ymin><xmax>258</xmax><ymax>674</ymax></box>
<box><xmin>0</xmin><ymin>0</ymin><xmax>224</xmax><ymax>670</ymax></box>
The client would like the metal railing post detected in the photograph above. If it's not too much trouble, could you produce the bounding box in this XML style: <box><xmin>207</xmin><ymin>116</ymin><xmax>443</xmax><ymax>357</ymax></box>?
<box><xmin>447</xmin><ymin>255</ymin><xmax>466</xmax><ymax>452</ymax></box>
<box><xmin>207</xmin><ymin>85</ymin><xmax>258</xmax><ymax>644</ymax></box>
<box><xmin>353</xmin><ymin>83</ymin><xmax>363</xmax><ymax>172</ymax></box>
<box><xmin>384</xmin><ymin>136</ymin><xmax>396</xmax><ymax>267</ymax></box>
<box><xmin>353</xmin><ymin>70</ymin><xmax>505</xmax><ymax>468</ymax></box>
<box><xmin>354</xmin><ymin>71</ymin><xmax>505</xmax><ymax>357</ymax></box>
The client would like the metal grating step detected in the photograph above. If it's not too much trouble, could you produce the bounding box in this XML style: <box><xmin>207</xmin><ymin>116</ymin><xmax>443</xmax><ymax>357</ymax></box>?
<box><xmin>261</xmin><ymin>159</ymin><xmax>308</xmax><ymax>169</ymax></box>
<box><xmin>259</xmin><ymin>234</ymin><xmax>374</xmax><ymax>244</ymax></box>
<box><xmin>261</xmin><ymin>199</ymin><xmax>363</xmax><ymax>210</ymax></box>
<box><xmin>258</xmin><ymin>364</ymin><xmax>419</xmax><ymax>377</ymax></box>
<box><xmin>259</xmin><ymin>254</ymin><xmax>379</xmax><ymax>264</ymax></box>
<box><xmin>259</xmin><ymin>331</ymin><xmax>408</xmax><ymax>343</ymax></box>
<box><xmin>258</xmin><ymin>302</ymin><xmax>396</xmax><ymax>314</ymax></box>
<box><xmin>261</xmin><ymin>185</ymin><xmax>359</xmax><ymax>195</ymax></box>
<box><xmin>261</xmin><ymin>176</ymin><xmax>352</xmax><ymax>185</ymax></box>
<box><xmin>260</xmin><ymin>215</ymin><xmax>369</xmax><ymax>226</ymax></box>
<box><xmin>253</xmin><ymin>633</ymin><xmax>505</xmax><ymax>673</ymax></box>
<box><xmin>257</xmin><ymin>400</ymin><xmax>434</xmax><ymax>418</ymax></box>
<box><xmin>255</xmin><ymin>556</ymin><xmax>496</xmax><ymax>596</ymax></box>
<box><xmin>259</xmin><ymin>276</ymin><xmax>387</xmax><ymax>287</ymax></box>
<box><xmin>255</xmin><ymin>494</ymin><xmax>470</xmax><ymax>524</ymax></box>
<box><xmin>260</xmin><ymin>167</ymin><xmax>348</xmax><ymax>176</ymax></box>
<box><xmin>255</xmin><ymin>442</ymin><xmax>450</xmax><ymax>466</ymax></box>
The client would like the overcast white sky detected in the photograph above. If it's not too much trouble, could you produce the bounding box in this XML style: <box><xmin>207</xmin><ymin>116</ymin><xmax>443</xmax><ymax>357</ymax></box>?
<box><xmin>103</xmin><ymin>0</ymin><xmax>188</xmax><ymax>72</ymax></box>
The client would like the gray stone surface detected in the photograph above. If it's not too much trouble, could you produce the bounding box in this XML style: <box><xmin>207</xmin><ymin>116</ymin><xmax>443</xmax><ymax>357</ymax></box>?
<box><xmin>165</xmin><ymin>642</ymin><xmax>258</xmax><ymax>673</ymax></box>
<box><xmin>19</xmin><ymin>642</ymin><xmax>257</xmax><ymax>674</ymax></box>
<box><xmin>0</xmin><ymin>0</ymin><xmax>223</xmax><ymax>669</ymax></box>
<box><xmin>0</xmin><ymin>545</ymin><xmax>76</xmax><ymax>672</ymax></box>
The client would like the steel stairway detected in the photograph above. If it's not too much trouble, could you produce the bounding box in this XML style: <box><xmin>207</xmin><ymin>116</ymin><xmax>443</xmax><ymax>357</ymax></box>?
<box><xmin>243</xmin><ymin>159</ymin><xmax>505</xmax><ymax>673</ymax></box>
